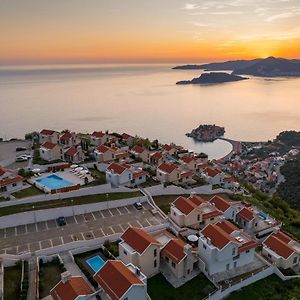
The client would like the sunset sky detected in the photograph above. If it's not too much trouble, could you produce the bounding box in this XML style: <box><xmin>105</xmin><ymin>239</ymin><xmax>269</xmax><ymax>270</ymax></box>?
<box><xmin>1</xmin><ymin>0</ymin><xmax>300</xmax><ymax>64</ymax></box>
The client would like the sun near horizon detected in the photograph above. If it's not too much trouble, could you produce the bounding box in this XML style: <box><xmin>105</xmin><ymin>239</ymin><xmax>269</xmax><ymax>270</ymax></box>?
<box><xmin>0</xmin><ymin>0</ymin><xmax>300</xmax><ymax>65</ymax></box>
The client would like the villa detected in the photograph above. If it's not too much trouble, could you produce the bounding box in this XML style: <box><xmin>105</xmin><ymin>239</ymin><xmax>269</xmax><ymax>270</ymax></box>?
<box><xmin>179</xmin><ymin>155</ymin><xmax>199</xmax><ymax>171</ymax></box>
<box><xmin>39</xmin><ymin>129</ymin><xmax>60</xmax><ymax>144</ymax></box>
<box><xmin>149</xmin><ymin>151</ymin><xmax>164</xmax><ymax>166</ymax></box>
<box><xmin>105</xmin><ymin>163</ymin><xmax>147</xmax><ymax>187</ymax></box>
<box><xmin>210</xmin><ymin>195</ymin><xmax>243</xmax><ymax>221</ymax></box>
<box><xmin>50</xmin><ymin>272</ymin><xmax>94</xmax><ymax>300</ymax></box>
<box><xmin>236</xmin><ymin>206</ymin><xmax>280</xmax><ymax>238</ymax></box>
<box><xmin>90</xmin><ymin>131</ymin><xmax>109</xmax><ymax>146</ymax></box>
<box><xmin>201</xmin><ymin>166</ymin><xmax>224</xmax><ymax>185</ymax></box>
<box><xmin>162</xmin><ymin>144</ymin><xmax>176</xmax><ymax>155</ymax></box>
<box><xmin>64</xmin><ymin>146</ymin><xmax>85</xmax><ymax>164</ymax></box>
<box><xmin>0</xmin><ymin>167</ymin><xmax>24</xmax><ymax>193</ymax></box>
<box><xmin>59</xmin><ymin>131</ymin><xmax>79</xmax><ymax>147</ymax></box>
<box><xmin>122</xmin><ymin>133</ymin><xmax>134</xmax><ymax>146</ymax></box>
<box><xmin>198</xmin><ymin>220</ymin><xmax>257</xmax><ymax>275</ymax></box>
<box><xmin>156</xmin><ymin>163</ymin><xmax>180</xmax><ymax>184</ymax></box>
<box><xmin>119</xmin><ymin>227</ymin><xmax>161</xmax><ymax>277</ymax></box>
<box><xmin>39</xmin><ymin>142</ymin><xmax>63</xmax><ymax>162</ymax></box>
<box><xmin>161</xmin><ymin>239</ymin><xmax>196</xmax><ymax>280</ymax></box>
<box><xmin>94</xmin><ymin>145</ymin><xmax>119</xmax><ymax>162</ymax></box>
<box><xmin>94</xmin><ymin>260</ymin><xmax>147</xmax><ymax>300</ymax></box>
<box><xmin>170</xmin><ymin>195</ymin><xmax>223</xmax><ymax>229</ymax></box>
<box><xmin>131</xmin><ymin>145</ymin><xmax>150</xmax><ymax>163</ymax></box>
<box><xmin>262</xmin><ymin>231</ymin><xmax>300</xmax><ymax>269</ymax></box>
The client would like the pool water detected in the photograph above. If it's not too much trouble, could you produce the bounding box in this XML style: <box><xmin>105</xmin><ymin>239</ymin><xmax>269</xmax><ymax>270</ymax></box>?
<box><xmin>86</xmin><ymin>255</ymin><xmax>106</xmax><ymax>273</ymax></box>
<box><xmin>36</xmin><ymin>174</ymin><xmax>73</xmax><ymax>190</ymax></box>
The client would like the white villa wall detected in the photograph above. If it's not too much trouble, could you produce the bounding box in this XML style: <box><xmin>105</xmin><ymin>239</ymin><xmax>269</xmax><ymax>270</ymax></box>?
<box><xmin>0</xmin><ymin>184</ymin><xmax>139</xmax><ymax>209</ymax></box>
<box><xmin>0</xmin><ymin>196</ymin><xmax>147</xmax><ymax>229</ymax></box>
<box><xmin>121</xmin><ymin>284</ymin><xmax>147</xmax><ymax>300</ymax></box>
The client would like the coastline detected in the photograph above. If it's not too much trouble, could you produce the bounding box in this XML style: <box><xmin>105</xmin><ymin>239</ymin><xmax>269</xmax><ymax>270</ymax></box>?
<box><xmin>216</xmin><ymin>137</ymin><xmax>242</xmax><ymax>162</ymax></box>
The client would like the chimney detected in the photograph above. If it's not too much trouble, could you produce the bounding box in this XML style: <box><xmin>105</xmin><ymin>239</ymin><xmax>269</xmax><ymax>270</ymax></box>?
<box><xmin>183</xmin><ymin>244</ymin><xmax>192</xmax><ymax>256</ymax></box>
<box><xmin>190</xmin><ymin>191</ymin><xmax>196</xmax><ymax>197</ymax></box>
<box><xmin>61</xmin><ymin>271</ymin><xmax>72</xmax><ymax>284</ymax></box>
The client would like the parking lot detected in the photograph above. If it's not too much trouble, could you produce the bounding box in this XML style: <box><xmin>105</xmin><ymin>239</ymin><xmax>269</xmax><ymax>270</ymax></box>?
<box><xmin>0</xmin><ymin>202</ymin><xmax>165</xmax><ymax>255</ymax></box>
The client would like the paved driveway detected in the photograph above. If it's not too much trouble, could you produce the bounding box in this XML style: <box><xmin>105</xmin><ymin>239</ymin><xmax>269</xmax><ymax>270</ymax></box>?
<box><xmin>0</xmin><ymin>202</ymin><xmax>164</xmax><ymax>255</ymax></box>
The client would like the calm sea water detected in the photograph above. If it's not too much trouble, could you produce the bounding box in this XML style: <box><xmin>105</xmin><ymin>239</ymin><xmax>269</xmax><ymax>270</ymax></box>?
<box><xmin>0</xmin><ymin>64</ymin><xmax>300</xmax><ymax>159</ymax></box>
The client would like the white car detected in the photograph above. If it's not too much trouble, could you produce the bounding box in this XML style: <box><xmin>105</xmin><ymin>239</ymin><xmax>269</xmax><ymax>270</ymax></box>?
<box><xmin>15</xmin><ymin>156</ymin><xmax>28</xmax><ymax>162</ymax></box>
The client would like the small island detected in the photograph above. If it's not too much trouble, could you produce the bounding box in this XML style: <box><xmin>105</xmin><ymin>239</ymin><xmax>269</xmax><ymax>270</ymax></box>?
<box><xmin>176</xmin><ymin>72</ymin><xmax>248</xmax><ymax>85</ymax></box>
<box><xmin>186</xmin><ymin>124</ymin><xmax>225</xmax><ymax>142</ymax></box>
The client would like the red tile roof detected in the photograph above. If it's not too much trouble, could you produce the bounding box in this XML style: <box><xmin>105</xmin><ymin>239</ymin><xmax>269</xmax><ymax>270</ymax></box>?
<box><xmin>107</xmin><ymin>163</ymin><xmax>130</xmax><ymax>175</ymax></box>
<box><xmin>0</xmin><ymin>169</ymin><xmax>24</xmax><ymax>188</ymax></box>
<box><xmin>132</xmin><ymin>145</ymin><xmax>145</xmax><ymax>154</ymax></box>
<box><xmin>132</xmin><ymin>170</ymin><xmax>147</xmax><ymax>179</ymax></box>
<box><xmin>158</xmin><ymin>163</ymin><xmax>178</xmax><ymax>174</ymax></box>
<box><xmin>121</xmin><ymin>227</ymin><xmax>160</xmax><ymax>254</ymax></box>
<box><xmin>0</xmin><ymin>167</ymin><xmax>7</xmax><ymax>177</ymax></box>
<box><xmin>180</xmin><ymin>171</ymin><xmax>194</xmax><ymax>178</ymax></box>
<box><xmin>65</xmin><ymin>146</ymin><xmax>77</xmax><ymax>156</ymax></box>
<box><xmin>173</xmin><ymin>196</ymin><xmax>198</xmax><ymax>215</ymax></box>
<box><xmin>181</xmin><ymin>155</ymin><xmax>195</xmax><ymax>164</ymax></box>
<box><xmin>203</xmin><ymin>167</ymin><xmax>221</xmax><ymax>177</ymax></box>
<box><xmin>92</xmin><ymin>131</ymin><xmax>106</xmax><ymax>138</ymax></box>
<box><xmin>238</xmin><ymin>239</ymin><xmax>258</xmax><ymax>253</ymax></box>
<box><xmin>96</xmin><ymin>145</ymin><xmax>111</xmax><ymax>153</ymax></box>
<box><xmin>51</xmin><ymin>276</ymin><xmax>93</xmax><ymax>300</ymax></box>
<box><xmin>264</xmin><ymin>232</ymin><xmax>295</xmax><ymax>259</ymax></box>
<box><xmin>94</xmin><ymin>260</ymin><xmax>144</xmax><ymax>300</ymax></box>
<box><xmin>201</xmin><ymin>224</ymin><xmax>236</xmax><ymax>250</ymax></box>
<box><xmin>210</xmin><ymin>195</ymin><xmax>231</xmax><ymax>212</ymax></box>
<box><xmin>40</xmin><ymin>129</ymin><xmax>56</xmax><ymax>136</ymax></box>
<box><xmin>41</xmin><ymin>142</ymin><xmax>57</xmax><ymax>150</ymax></box>
<box><xmin>115</xmin><ymin>152</ymin><xmax>130</xmax><ymax>159</ymax></box>
<box><xmin>237</xmin><ymin>207</ymin><xmax>255</xmax><ymax>222</ymax></box>
<box><xmin>161</xmin><ymin>239</ymin><xmax>187</xmax><ymax>264</ymax></box>
<box><xmin>162</xmin><ymin>144</ymin><xmax>173</xmax><ymax>151</ymax></box>
<box><xmin>202</xmin><ymin>209</ymin><xmax>223</xmax><ymax>220</ymax></box>
<box><xmin>122</xmin><ymin>133</ymin><xmax>133</xmax><ymax>140</ymax></box>
<box><xmin>215</xmin><ymin>220</ymin><xmax>238</xmax><ymax>234</ymax></box>
<box><xmin>60</xmin><ymin>132</ymin><xmax>73</xmax><ymax>141</ymax></box>
<box><xmin>151</xmin><ymin>152</ymin><xmax>163</xmax><ymax>161</ymax></box>
<box><xmin>189</xmin><ymin>195</ymin><xmax>206</xmax><ymax>206</ymax></box>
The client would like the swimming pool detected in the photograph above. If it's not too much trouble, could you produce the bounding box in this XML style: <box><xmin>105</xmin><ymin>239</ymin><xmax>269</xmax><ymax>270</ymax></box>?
<box><xmin>36</xmin><ymin>174</ymin><xmax>74</xmax><ymax>191</ymax></box>
<box><xmin>86</xmin><ymin>255</ymin><xmax>106</xmax><ymax>273</ymax></box>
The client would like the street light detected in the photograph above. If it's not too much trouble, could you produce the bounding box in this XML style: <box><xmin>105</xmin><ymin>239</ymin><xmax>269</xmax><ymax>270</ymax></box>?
<box><xmin>106</xmin><ymin>193</ymin><xmax>109</xmax><ymax>210</ymax></box>
<box><xmin>71</xmin><ymin>199</ymin><xmax>74</xmax><ymax>217</ymax></box>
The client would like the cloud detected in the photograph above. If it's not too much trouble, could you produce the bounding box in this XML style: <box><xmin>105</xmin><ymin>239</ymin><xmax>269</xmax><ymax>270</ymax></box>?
<box><xmin>265</xmin><ymin>9</ymin><xmax>300</xmax><ymax>22</ymax></box>
<box><xmin>184</xmin><ymin>3</ymin><xmax>198</xmax><ymax>10</ymax></box>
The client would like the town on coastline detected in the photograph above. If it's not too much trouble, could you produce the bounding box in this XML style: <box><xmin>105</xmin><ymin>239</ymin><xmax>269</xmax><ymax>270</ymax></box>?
<box><xmin>0</xmin><ymin>128</ymin><xmax>299</xmax><ymax>300</ymax></box>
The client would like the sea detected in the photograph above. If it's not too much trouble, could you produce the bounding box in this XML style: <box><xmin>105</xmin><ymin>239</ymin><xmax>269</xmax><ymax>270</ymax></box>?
<box><xmin>0</xmin><ymin>63</ymin><xmax>300</xmax><ymax>159</ymax></box>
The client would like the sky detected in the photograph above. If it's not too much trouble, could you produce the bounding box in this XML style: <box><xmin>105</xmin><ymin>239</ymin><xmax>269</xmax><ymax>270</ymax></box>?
<box><xmin>0</xmin><ymin>0</ymin><xmax>300</xmax><ymax>64</ymax></box>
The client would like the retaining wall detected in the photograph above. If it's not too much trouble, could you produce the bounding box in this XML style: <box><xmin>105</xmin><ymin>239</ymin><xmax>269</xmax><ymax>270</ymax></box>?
<box><xmin>0</xmin><ymin>196</ymin><xmax>146</xmax><ymax>229</ymax></box>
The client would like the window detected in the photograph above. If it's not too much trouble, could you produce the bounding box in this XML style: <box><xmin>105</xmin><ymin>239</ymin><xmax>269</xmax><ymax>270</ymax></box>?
<box><xmin>210</xmin><ymin>217</ymin><xmax>214</xmax><ymax>221</ymax></box>
<box><xmin>154</xmin><ymin>249</ymin><xmax>157</xmax><ymax>257</ymax></box>
<box><xmin>123</xmin><ymin>250</ymin><xmax>127</xmax><ymax>255</ymax></box>
<box><xmin>166</xmin><ymin>257</ymin><xmax>169</xmax><ymax>263</ymax></box>
<box><xmin>246</xmin><ymin>250</ymin><xmax>250</xmax><ymax>253</ymax></box>
<box><xmin>154</xmin><ymin>260</ymin><xmax>157</xmax><ymax>268</ymax></box>
<box><xmin>255</xmin><ymin>222</ymin><xmax>258</xmax><ymax>227</ymax></box>
<box><xmin>243</xmin><ymin>221</ymin><xmax>246</xmax><ymax>226</ymax></box>
<box><xmin>268</xmin><ymin>254</ymin><xmax>272</xmax><ymax>259</ymax></box>
<box><xmin>197</xmin><ymin>215</ymin><xmax>200</xmax><ymax>221</ymax></box>
<box><xmin>293</xmin><ymin>257</ymin><xmax>298</xmax><ymax>264</ymax></box>
<box><xmin>172</xmin><ymin>262</ymin><xmax>176</xmax><ymax>268</ymax></box>
<box><xmin>232</xmin><ymin>248</ymin><xmax>236</xmax><ymax>256</ymax></box>
<box><xmin>12</xmin><ymin>183</ymin><xmax>17</xmax><ymax>187</ymax></box>
<box><xmin>234</xmin><ymin>262</ymin><xmax>237</xmax><ymax>268</ymax></box>
<box><xmin>226</xmin><ymin>264</ymin><xmax>230</xmax><ymax>270</ymax></box>
<box><xmin>233</xmin><ymin>254</ymin><xmax>240</xmax><ymax>260</ymax></box>
<box><xmin>203</xmin><ymin>244</ymin><xmax>207</xmax><ymax>250</ymax></box>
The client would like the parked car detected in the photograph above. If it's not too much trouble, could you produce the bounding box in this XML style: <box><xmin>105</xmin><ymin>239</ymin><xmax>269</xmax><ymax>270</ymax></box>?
<box><xmin>15</xmin><ymin>156</ymin><xmax>28</xmax><ymax>162</ymax></box>
<box><xmin>16</xmin><ymin>147</ymin><xmax>27</xmax><ymax>152</ymax></box>
<box><xmin>57</xmin><ymin>216</ymin><xmax>66</xmax><ymax>226</ymax></box>
<box><xmin>134</xmin><ymin>202</ymin><xmax>143</xmax><ymax>210</ymax></box>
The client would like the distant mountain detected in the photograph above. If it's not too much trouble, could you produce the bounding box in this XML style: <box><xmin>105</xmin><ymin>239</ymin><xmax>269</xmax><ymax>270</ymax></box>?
<box><xmin>173</xmin><ymin>57</ymin><xmax>300</xmax><ymax>77</ymax></box>
<box><xmin>176</xmin><ymin>72</ymin><xmax>248</xmax><ymax>85</ymax></box>
<box><xmin>173</xmin><ymin>59</ymin><xmax>262</xmax><ymax>71</ymax></box>
<box><xmin>233</xmin><ymin>57</ymin><xmax>300</xmax><ymax>77</ymax></box>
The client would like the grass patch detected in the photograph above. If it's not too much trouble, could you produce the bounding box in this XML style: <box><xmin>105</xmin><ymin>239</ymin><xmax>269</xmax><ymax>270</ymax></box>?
<box><xmin>4</xmin><ymin>263</ymin><xmax>22</xmax><ymax>300</ymax></box>
<box><xmin>39</xmin><ymin>258</ymin><xmax>65</xmax><ymax>298</ymax></box>
<box><xmin>153</xmin><ymin>193</ymin><xmax>232</xmax><ymax>214</ymax></box>
<box><xmin>0</xmin><ymin>196</ymin><xmax>7</xmax><ymax>202</ymax></box>
<box><xmin>83</xmin><ymin>168</ymin><xmax>106</xmax><ymax>187</ymax></box>
<box><xmin>12</xmin><ymin>186</ymin><xmax>43</xmax><ymax>198</ymax></box>
<box><xmin>0</xmin><ymin>191</ymin><xmax>142</xmax><ymax>217</ymax></box>
<box><xmin>148</xmin><ymin>273</ymin><xmax>215</xmax><ymax>300</ymax></box>
<box><xmin>227</xmin><ymin>274</ymin><xmax>300</xmax><ymax>300</ymax></box>
<box><xmin>104</xmin><ymin>240</ymin><xmax>120</xmax><ymax>257</ymax></box>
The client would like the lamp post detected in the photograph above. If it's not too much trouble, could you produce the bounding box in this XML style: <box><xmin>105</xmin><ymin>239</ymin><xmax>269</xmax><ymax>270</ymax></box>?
<box><xmin>106</xmin><ymin>193</ymin><xmax>109</xmax><ymax>210</ymax></box>
<box><xmin>71</xmin><ymin>199</ymin><xmax>74</xmax><ymax>217</ymax></box>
